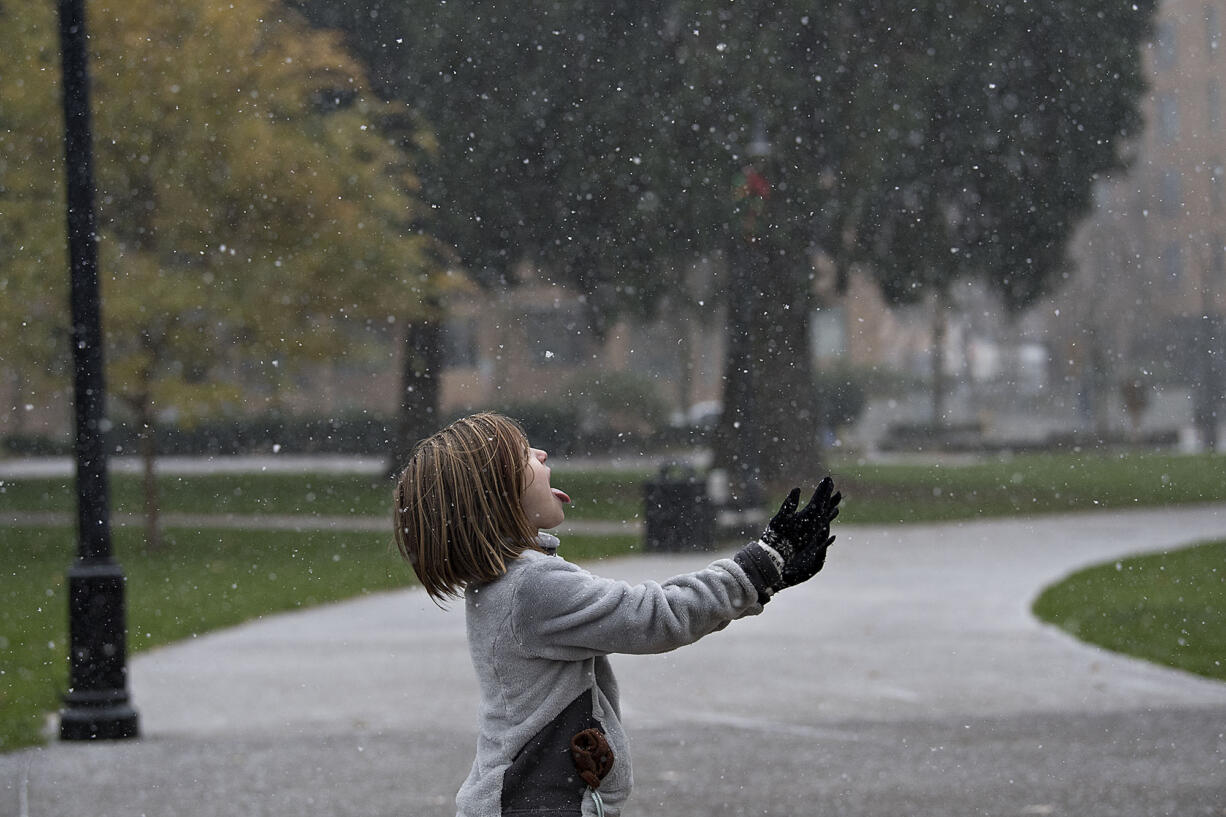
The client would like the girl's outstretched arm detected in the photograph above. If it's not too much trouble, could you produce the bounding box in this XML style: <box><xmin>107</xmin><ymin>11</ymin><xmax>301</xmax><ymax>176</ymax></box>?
<box><xmin>511</xmin><ymin>477</ymin><xmax>841</xmax><ymax>660</ymax></box>
<box><xmin>508</xmin><ymin>548</ymin><xmax>775</xmax><ymax>660</ymax></box>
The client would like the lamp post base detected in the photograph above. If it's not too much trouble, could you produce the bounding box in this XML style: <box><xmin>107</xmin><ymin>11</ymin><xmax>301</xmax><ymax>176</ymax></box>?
<box><xmin>59</xmin><ymin>701</ymin><xmax>139</xmax><ymax>741</ymax></box>
<box><xmin>61</xmin><ymin>560</ymin><xmax>139</xmax><ymax>741</ymax></box>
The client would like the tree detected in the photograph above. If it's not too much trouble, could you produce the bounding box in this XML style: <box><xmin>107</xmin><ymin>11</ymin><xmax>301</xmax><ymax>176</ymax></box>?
<box><xmin>857</xmin><ymin>0</ymin><xmax>1156</xmax><ymax>425</ymax></box>
<box><xmin>288</xmin><ymin>0</ymin><xmax>1156</xmax><ymax>489</ymax></box>
<box><xmin>292</xmin><ymin>1</ymin><xmax>688</xmax><ymax>300</ymax></box>
<box><xmin>661</xmin><ymin>1</ymin><xmax>925</xmax><ymax>491</ymax></box>
<box><xmin>0</xmin><ymin>4</ymin><xmax>76</xmax><ymax>437</ymax></box>
<box><xmin>293</xmin><ymin>1</ymin><xmax>859</xmax><ymax>486</ymax></box>
<box><xmin>0</xmin><ymin>0</ymin><xmax>439</xmax><ymax>546</ymax></box>
<box><xmin>288</xmin><ymin>0</ymin><xmax>708</xmax><ymax>470</ymax></box>
<box><xmin>655</xmin><ymin>0</ymin><xmax>1153</xmax><ymax>474</ymax></box>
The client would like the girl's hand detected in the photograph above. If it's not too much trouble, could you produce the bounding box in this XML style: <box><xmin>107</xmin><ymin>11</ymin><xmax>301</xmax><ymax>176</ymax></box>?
<box><xmin>761</xmin><ymin>478</ymin><xmax>840</xmax><ymax>560</ymax></box>
<box><xmin>759</xmin><ymin>478</ymin><xmax>841</xmax><ymax>591</ymax></box>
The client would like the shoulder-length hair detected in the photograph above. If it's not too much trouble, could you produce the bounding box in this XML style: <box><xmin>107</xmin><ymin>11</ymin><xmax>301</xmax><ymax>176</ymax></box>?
<box><xmin>393</xmin><ymin>412</ymin><xmax>539</xmax><ymax>603</ymax></box>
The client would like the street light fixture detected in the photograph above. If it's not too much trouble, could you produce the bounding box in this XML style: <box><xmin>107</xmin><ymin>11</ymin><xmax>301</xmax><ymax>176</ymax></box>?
<box><xmin>56</xmin><ymin>0</ymin><xmax>139</xmax><ymax>741</ymax></box>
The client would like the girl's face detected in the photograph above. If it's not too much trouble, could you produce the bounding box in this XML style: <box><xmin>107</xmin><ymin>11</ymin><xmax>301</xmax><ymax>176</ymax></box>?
<box><xmin>521</xmin><ymin>447</ymin><xmax>570</xmax><ymax>531</ymax></box>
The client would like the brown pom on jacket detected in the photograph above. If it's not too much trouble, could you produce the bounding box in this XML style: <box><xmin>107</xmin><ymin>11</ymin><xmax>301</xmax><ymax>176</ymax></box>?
<box><xmin>570</xmin><ymin>728</ymin><xmax>615</xmax><ymax>789</ymax></box>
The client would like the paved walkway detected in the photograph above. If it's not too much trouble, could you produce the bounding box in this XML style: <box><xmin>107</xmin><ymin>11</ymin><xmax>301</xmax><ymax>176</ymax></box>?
<box><xmin>4</xmin><ymin>506</ymin><xmax>1226</xmax><ymax>816</ymax></box>
<box><xmin>1</xmin><ymin>509</ymin><xmax>636</xmax><ymax>537</ymax></box>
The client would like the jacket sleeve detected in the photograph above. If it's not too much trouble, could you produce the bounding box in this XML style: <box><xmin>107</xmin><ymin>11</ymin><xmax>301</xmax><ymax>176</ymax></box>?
<box><xmin>508</xmin><ymin>549</ymin><xmax>779</xmax><ymax>661</ymax></box>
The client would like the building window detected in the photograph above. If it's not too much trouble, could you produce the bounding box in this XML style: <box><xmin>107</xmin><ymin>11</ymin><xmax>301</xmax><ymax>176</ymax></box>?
<box><xmin>1159</xmin><ymin>169</ymin><xmax>1182</xmax><ymax>217</ymax></box>
<box><xmin>1155</xmin><ymin>21</ymin><xmax>1178</xmax><ymax>70</ymax></box>
<box><xmin>1208</xmin><ymin>4</ymin><xmax>1221</xmax><ymax>56</ymax></box>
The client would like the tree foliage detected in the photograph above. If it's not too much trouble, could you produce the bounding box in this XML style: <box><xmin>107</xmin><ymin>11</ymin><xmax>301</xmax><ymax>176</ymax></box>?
<box><xmin>289</xmin><ymin>0</ymin><xmax>699</xmax><ymax>330</ymax></box>
<box><xmin>0</xmin><ymin>0</ymin><xmax>438</xmax><ymax>419</ymax></box>
<box><xmin>0</xmin><ymin>0</ymin><xmax>442</xmax><ymax>542</ymax></box>
<box><xmin>846</xmin><ymin>0</ymin><xmax>1155</xmax><ymax>424</ymax></box>
<box><xmin>0</xmin><ymin>5</ymin><xmax>72</xmax><ymax>426</ymax></box>
<box><xmin>286</xmin><ymin>0</ymin><xmax>1155</xmax><ymax>483</ymax></box>
<box><xmin>288</xmin><ymin>0</ymin><xmax>700</xmax><ymax>465</ymax></box>
<box><xmin>290</xmin><ymin>0</ymin><xmax>844</xmax><ymax>481</ymax></box>
<box><xmin>665</xmin><ymin>0</ymin><xmax>1154</xmax><ymax>456</ymax></box>
<box><xmin>671</xmin><ymin>1</ymin><xmax>918</xmax><ymax>485</ymax></box>
<box><xmin>859</xmin><ymin>0</ymin><xmax>1155</xmax><ymax>313</ymax></box>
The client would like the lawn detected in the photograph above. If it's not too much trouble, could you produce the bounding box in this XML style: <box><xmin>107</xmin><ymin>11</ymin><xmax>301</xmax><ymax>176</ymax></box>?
<box><xmin>0</xmin><ymin>523</ymin><xmax>638</xmax><ymax>752</ymax></box>
<box><xmin>3</xmin><ymin>451</ymin><xmax>1224</xmax><ymax>525</ymax></box>
<box><xmin>1033</xmin><ymin>539</ymin><xmax>1226</xmax><ymax>681</ymax></box>
<box><xmin>826</xmin><ymin>449</ymin><xmax>1226</xmax><ymax>523</ymax></box>
<box><xmin>0</xmin><ymin>468</ymin><xmax>653</xmax><ymax>523</ymax></box>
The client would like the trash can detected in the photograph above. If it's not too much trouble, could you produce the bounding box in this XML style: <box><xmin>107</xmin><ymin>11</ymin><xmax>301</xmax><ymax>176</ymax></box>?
<box><xmin>643</xmin><ymin>464</ymin><xmax>714</xmax><ymax>552</ymax></box>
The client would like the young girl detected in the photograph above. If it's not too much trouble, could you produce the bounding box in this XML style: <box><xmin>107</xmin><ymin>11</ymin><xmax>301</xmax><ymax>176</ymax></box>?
<box><xmin>393</xmin><ymin>413</ymin><xmax>840</xmax><ymax>817</ymax></box>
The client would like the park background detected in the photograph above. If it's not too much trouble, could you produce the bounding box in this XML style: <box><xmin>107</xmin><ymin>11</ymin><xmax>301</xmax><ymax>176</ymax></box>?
<box><xmin>1</xmin><ymin>0</ymin><xmax>1224</xmax><ymax>793</ymax></box>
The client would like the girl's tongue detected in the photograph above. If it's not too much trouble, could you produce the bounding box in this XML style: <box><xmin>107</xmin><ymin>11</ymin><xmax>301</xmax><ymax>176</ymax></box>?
<box><xmin>552</xmin><ymin>488</ymin><xmax>571</xmax><ymax>504</ymax></box>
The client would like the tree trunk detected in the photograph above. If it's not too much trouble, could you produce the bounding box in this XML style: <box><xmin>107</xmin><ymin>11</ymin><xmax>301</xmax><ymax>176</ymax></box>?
<box><xmin>137</xmin><ymin>403</ymin><xmax>163</xmax><ymax>552</ymax></box>
<box><xmin>753</xmin><ymin>255</ymin><xmax>820</xmax><ymax>486</ymax></box>
<box><xmin>931</xmin><ymin>291</ymin><xmax>948</xmax><ymax>429</ymax></box>
<box><xmin>1195</xmin><ymin>314</ymin><xmax>1221</xmax><ymax>452</ymax></box>
<box><xmin>675</xmin><ymin>313</ymin><xmax>694</xmax><ymax>426</ymax></box>
<box><xmin>1090</xmin><ymin>340</ymin><xmax>1112</xmax><ymax>438</ymax></box>
<box><xmin>9</xmin><ymin>370</ymin><xmax>26</xmax><ymax>436</ymax></box>
<box><xmin>713</xmin><ymin>239</ymin><xmax>765</xmax><ymax>511</ymax></box>
<box><xmin>714</xmin><ymin>235</ymin><xmax>822</xmax><ymax>508</ymax></box>
<box><xmin>387</xmin><ymin>313</ymin><xmax>443</xmax><ymax>477</ymax></box>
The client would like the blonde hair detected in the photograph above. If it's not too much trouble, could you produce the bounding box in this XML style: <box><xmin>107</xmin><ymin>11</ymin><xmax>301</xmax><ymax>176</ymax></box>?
<box><xmin>393</xmin><ymin>412</ymin><xmax>539</xmax><ymax>603</ymax></box>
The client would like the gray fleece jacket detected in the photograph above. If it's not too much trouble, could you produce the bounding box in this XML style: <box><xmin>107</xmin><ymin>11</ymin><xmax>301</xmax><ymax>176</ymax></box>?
<box><xmin>455</xmin><ymin>533</ymin><xmax>781</xmax><ymax>817</ymax></box>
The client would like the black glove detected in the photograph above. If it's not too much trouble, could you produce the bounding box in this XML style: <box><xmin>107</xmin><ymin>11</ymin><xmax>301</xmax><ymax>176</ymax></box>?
<box><xmin>760</xmin><ymin>477</ymin><xmax>841</xmax><ymax>591</ymax></box>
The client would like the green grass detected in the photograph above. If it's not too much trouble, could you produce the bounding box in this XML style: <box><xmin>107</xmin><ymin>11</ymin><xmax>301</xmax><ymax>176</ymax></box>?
<box><xmin>552</xmin><ymin>470</ymin><xmax>653</xmax><ymax>522</ymax></box>
<box><xmin>3</xmin><ymin>452</ymin><xmax>1224</xmax><ymax>525</ymax></box>
<box><xmin>826</xmin><ymin>450</ymin><xmax>1226</xmax><ymax>523</ymax></box>
<box><xmin>0</xmin><ymin>472</ymin><xmax>395</xmax><ymax>518</ymax></box>
<box><xmin>1033</xmin><ymin>540</ymin><xmax>1226</xmax><ymax>681</ymax></box>
<box><xmin>0</xmin><ymin>525</ymin><xmax>638</xmax><ymax>753</ymax></box>
<box><xmin>550</xmin><ymin>533</ymin><xmax>641</xmax><ymax>563</ymax></box>
<box><xmin>0</xmin><ymin>469</ymin><xmax>653</xmax><ymax>522</ymax></box>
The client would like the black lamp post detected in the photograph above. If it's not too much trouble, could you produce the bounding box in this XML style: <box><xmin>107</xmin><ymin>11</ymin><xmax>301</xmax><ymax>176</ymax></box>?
<box><xmin>57</xmin><ymin>0</ymin><xmax>139</xmax><ymax>741</ymax></box>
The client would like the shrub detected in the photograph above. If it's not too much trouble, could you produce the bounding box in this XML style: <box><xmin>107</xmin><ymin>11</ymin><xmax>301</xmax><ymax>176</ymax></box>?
<box><xmin>3</xmin><ymin>412</ymin><xmax>399</xmax><ymax>458</ymax></box>
<box><xmin>490</xmin><ymin>401</ymin><xmax>583</xmax><ymax>456</ymax></box>
<box><xmin>562</xmin><ymin>370</ymin><xmax>670</xmax><ymax>436</ymax></box>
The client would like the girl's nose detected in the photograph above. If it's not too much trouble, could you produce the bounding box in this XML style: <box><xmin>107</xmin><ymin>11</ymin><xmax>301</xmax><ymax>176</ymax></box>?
<box><xmin>534</xmin><ymin>448</ymin><xmax>547</xmax><ymax>463</ymax></box>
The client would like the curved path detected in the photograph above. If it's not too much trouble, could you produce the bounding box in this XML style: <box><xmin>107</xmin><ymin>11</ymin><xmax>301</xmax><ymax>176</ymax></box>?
<box><xmin>4</xmin><ymin>506</ymin><xmax>1225</xmax><ymax>816</ymax></box>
